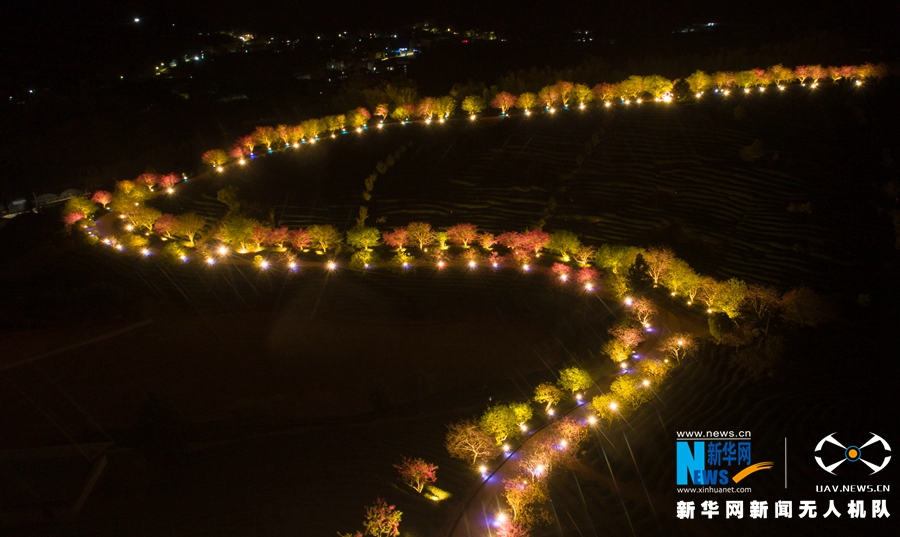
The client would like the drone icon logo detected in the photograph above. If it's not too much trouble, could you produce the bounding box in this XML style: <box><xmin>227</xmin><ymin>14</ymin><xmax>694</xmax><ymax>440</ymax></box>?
<box><xmin>815</xmin><ymin>432</ymin><xmax>891</xmax><ymax>475</ymax></box>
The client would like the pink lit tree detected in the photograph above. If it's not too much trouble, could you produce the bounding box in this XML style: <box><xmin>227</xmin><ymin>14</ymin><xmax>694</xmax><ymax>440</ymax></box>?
<box><xmin>537</xmin><ymin>86</ymin><xmax>560</xmax><ymax>109</ymax></box>
<box><xmin>592</xmin><ymin>82</ymin><xmax>616</xmax><ymax>102</ymax></box>
<box><xmin>576</xmin><ymin>267</ymin><xmax>599</xmax><ymax>287</ymax></box>
<box><xmin>91</xmin><ymin>190</ymin><xmax>112</xmax><ymax>209</ymax></box>
<box><xmin>158</xmin><ymin>173</ymin><xmax>179</xmax><ymax>189</ymax></box>
<box><xmin>628</xmin><ymin>297</ymin><xmax>657</xmax><ymax>326</ymax></box>
<box><xmin>289</xmin><ymin>228</ymin><xmax>311</xmax><ymax>251</ymax></box>
<box><xmin>447</xmin><ymin>223</ymin><xmax>478</xmax><ymax>247</ymax></box>
<box><xmin>490</xmin><ymin>92</ymin><xmax>518</xmax><ymax>114</ymax></box>
<box><xmin>363</xmin><ymin>498</ymin><xmax>402</xmax><ymax>537</ymax></box>
<box><xmin>136</xmin><ymin>173</ymin><xmax>158</xmax><ymax>189</ymax></box>
<box><xmin>551</xmin><ymin>262</ymin><xmax>571</xmax><ymax>280</ymax></box>
<box><xmin>393</xmin><ymin>457</ymin><xmax>438</xmax><ymax>493</ymax></box>
<box><xmin>202</xmin><ymin>149</ymin><xmax>228</xmax><ymax>168</ymax></box>
<box><xmin>479</xmin><ymin>232</ymin><xmax>497</xmax><ymax>250</ymax></box>
<box><xmin>62</xmin><ymin>211</ymin><xmax>85</xmax><ymax>227</ymax></box>
<box><xmin>383</xmin><ymin>227</ymin><xmax>409</xmax><ymax>251</ymax></box>
<box><xmin>609</xmin><ymin>323</ymin><xmax>646</xmax><ymax>348</ymax></box>
<box><xmin>238</xmin><ymin>135</ymin><xmax>256</xmax><ymax>154</ymax></box>
<box><xmin>153</xmin><ymin>214</ymin><xmax>179</xmax><ymax>238</ymax></box>
<box><xmin>497</xmin><ymin>231</ymin><xmax>525</xmax><ymax>252</ymax></box>
<box><xmin>250</xmin><ymin>225</ymin><xmax>270</xmax><ymax>251</ymax></box>
<box><xmin>521</xmin><ymin>229</ymin><xmax>550</xmax><ymax>256</ymax></box>
<box><xmin>229</xmin><ymin>145</ymin><xmax>249</xmax><ymax>160</ymax></box>
<box><xmin>553</xmin><ymin>80</ymin><xmax>575</xmax><ymax>107</ymax></box>
<box><xmin>266</xmin><ymin>227</ymin><xmax>290</xmax><ymax>249</ymax></box>
<box><xmin>406</xmin><ymin>222</ymin><xmax>435</xmax><ymax>250</ymax></box>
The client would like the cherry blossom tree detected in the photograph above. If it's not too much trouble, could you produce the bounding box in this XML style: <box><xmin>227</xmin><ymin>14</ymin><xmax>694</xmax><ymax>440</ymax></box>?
<box><xmin>537</xmin><ymin>86</ymin><xmax>559</xmax><ymax>109</ymax></box>
<box><xmin>793</xmin><ymin>65</ymin><xmax>811</xmax><ymax>85</ymax></box>
<box><xmin>552</xmin><ymin>417</ymin><xmax>588</xmax><ymax>450</ymax></box>
<box><xmin>153</xmin><ymin>214</ymin><xmax>178</xmax><ymax>238</ymax></box>
<box><xmin>276</xmin><ymin>124</ymin><xmax>291</xmax><ymax>147</ymax></box>
<box><xmin>515</xmin><ymin>92</ymin><xmax>538</xmax><ymax>111</ymax></box>
<box><xmin>382</xmin><ymin>228</ymin><xmax>409</xmax><ymax>251</ymax></box>
<box><xmin>552</xmin><ymin>81</ymin><xmax>575</xmax><ymax>107</ymax></box>
<box><xmin>807</xmin><ymin>65</ymin><xmax>827</xmax><ymax>84</ymax></box>
<box><xmin>699</xmin><ymin>277</ymin><xmax>747</xmax><ymax>318</ymax></box>
<box><xmin>479</xmin><ymin>232</ymin><xmax>497</xmax><ymax>250</ymax></box>
<box><xmin>712</xmin><ymin>71</ymin><xmax>735</xmax><ymax>89</ymax></box>
<box><xmin>550</xmin><ymin>262</ymin><xmax>571</xmax><ymax>281</ymax></box>
<box><xmin>643</xmin><ymin>247</ymin><xmax>674</xmax><ymax>286</ymax></box>
<box><xmin>447</xmin><ymin>223</ymin><xmax>478</xmax><ymax>247</ymax></box>
<box><xmin>374</xmin><ymin>103</ymin><xmax>389</xmax><ymax>121</ymax></box>
<box><xmin>300</xmin><ymin>118</ymin><xmax>324</xmax><ymax>139</ymax></box>
<box><xmin>503</xmin><ymin>476</ymin><xmax>549</xmax><ymax>524</ymax></box>
<box><xmin>591</xmin><ymin>83</ymin><xmax>616</xmax><ymax>102</ymax></box>
<box><xmin>91</xmin><ymin>190</ymin><xmax>112</xmax><ymax>208</ymax></box>
<box><xmin>250</xmin><ymin>225</ymin><xmax>270</xmax><ymax>251</ymax></box>
<box><xmin>571</xmin><ymin>245</ymin><xmax>596</xmax><ymax>267</ymax></box>
<box><xmin>229</xmin><ymin>145</ymin><xmax>249</xmax><ymax>160</ymax></box>
<box><xmin>158</xmin><ymin>174</ymin><xmax>179</xmax><ymax>189</ymax></box>
<box><xmin>136</xmin><ymin>173</ymin><xmax>158</xmax><ymax>190</ymax></box>
<box><xmin>217</xmin><ymin>215</ymin><xmax>258</xmax><ymax>251</ymax></box>
<box><xmin>491</xmin><ymin>92</ymin><xmax>518</xmax><ymax>114</ymax></box>
<box><xmin>573</xmin><ymin>83</ymin><xmax>593</xmax><ymax>105</ymax></box>
<box><xmin>202</xmin><ymin>149</ymin><xmax>228</xmax><ymax>168</ymax></box>
<box><xmin>497</xmin><ymin>231</ymin><xmax>525</xmax><ymax>252</ymax></box>
<box><xmin>495</xmin><ymin>519</ymin><xmax>530</xmax><ymax>537</ymax></box>
<box><xmin>609</xmin><ymin>322</ymin><xmax>646</xmax><ymax>348</ymax></box>
<box><xmin>521</xmin><ymin>229</ymin><xmax>550</xmax><ymax>256</ymax></box>
<box><xmin>406</xmin><ymin>222</ymin><xmax>435</xmax><ymax>250</ymax></box>
<box><xmin>62</xmin><ymin>211</ymin><xmax>84</xmax><ymax>227</ymax></box>
<box><xmin>628</xmin><ymin>297</ymin><xmax>657</xmax><ymax>326</ymax></box>
<box><xmin>289</xmin><ymin>228</ymin><xmax>311</xmax><ymax>251</ymax></box>
<box><xmin>576</xmin><ymin>268</ymin><xmax>599</xmax><ymax>288</ymax></box>
<box><xmin>660</xmin><ymin>334</ymin><xmax>697</xmax><ymax>363</ymax></box>
<box><xmin>347</xmin><ymin>108</ymin><xmax>369</xmax><ymax>129</ymax></box>
<box><xmin>446</xmin><ymin>418</ymin><xmax>500</xmax><ymax>466</ymax></box>
<box><xmin>394</xmin><ymin>457</ymin><xmax>438</xmax><ymax>493</ymax></box>
<box><xmin>128</xmin><ymin>206</ymin><xmax>162</xmax><ymax>232</ymax></box>
<box><xmin>766</xmin><ymin>64</ymin><xmax>793</xmax><ymax>85</ymax></box>
<box><xmin>617</xmin><ymin>76</ymin><xmax>645</xmax><ymax>99</ymax></box>
<box><xmin>266</xmin><ymin>227</ymin><xmax>290</xmax><ymax>249</ymax></box>
<box><xmin>734</xmin><ymin>70</ymin><xmax>759</xmax><ymax>88</ymax></box>
<box><xmin>363</xmin><ymin>498</ymin><xmax>401</xmax><ymax>537</ymax></box>
<box><xmin>238</xmin><ymin>135</ymin><xmax>256</xmax><ymax>154</ymax></box>
<box><xmin>390</xmin><ymin>105</ymin><xmax>413</xmax><ymax>122</ymax></box>
<box><xmin>533</xmin><ymin>382</ymin><xmax>564</xmax><ymax>411</ymax></box>
<box><xmin>752</xmin><ymin>68</ymin><xmax>772</xmax><ymax>86</ymax></box>
<box><xmin>416</xmin><ymin>97</ymin><xmax>437</xmax><ymax>119</ymax></box>
<box><xmin>252</xmin><ymin>126</ymin><xmax>278</xmax><ymax>149</ymax></box>
<box><xmin>173</xmin><ymin>213</ymin><xmax>205</xmax><ymax>246</ymax></box>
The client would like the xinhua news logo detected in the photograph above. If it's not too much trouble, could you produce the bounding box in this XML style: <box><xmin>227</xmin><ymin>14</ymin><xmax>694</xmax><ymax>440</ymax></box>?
<box><xmin>676</xmin><ymin>432</ymin><xmax>772</xmax><ymax>486</ymax></box>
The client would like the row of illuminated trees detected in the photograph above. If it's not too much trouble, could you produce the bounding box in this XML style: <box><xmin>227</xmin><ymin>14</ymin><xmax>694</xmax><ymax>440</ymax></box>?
<box><xmin>197</xmin><ymin>62</ymin><xmax>889</xmax><ymax>171</ymax></box>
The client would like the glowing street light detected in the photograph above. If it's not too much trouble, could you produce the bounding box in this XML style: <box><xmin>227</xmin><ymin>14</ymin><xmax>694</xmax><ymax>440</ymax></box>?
<box><xmin>778</xmin><ymin>85</ymin><xmax>785</xmax><ymax>91</ymax></box>
<box><xmin>437</xmin><ymin>261</ymin><xmax>445</xmax><ymax>269</ymax></box>
<box><xmin>479</xmin><ymin>465</ymin><xmax>487</xmax><ymax>474</ymax></box>
<box><xmin>624</xmin><ymin>297</ymin><xmax>633</xmax><ymax>306</ymax></box>
<box><xmin>288</xmin><ymin>261</ymin><xmax>297</xmax><ymax>270</ymax></box>
<box><xmin>167</xmin><ymin>187</ymin><xmax>174</xmax><ymax>194</ymax></box>
<box><xmin>522</xmin><ymin>264</ymin><xmax>530</xmax><ymax>271</ymax></box>
<box><xmin>609</xmin><ymin>401</ymin><xmax>618</xmax><ymax>411</ymax></box>
<box><xmin>356</xmin><ymin>127</ymin><xmax>362</xmax><ymax>133</ymax></box>
<box><xmin>579</xmin><ymin>102</ymin><xmax>585</xmax><ymax>110</ymax></box>
<box><xmin>402</xmin><ymin>262</ymin><xmax>409</xmax><ymax>269</ymax></box>
<box><xmin>217</xmin><ymin>245</ymin><xmax>229</xmax><ymax>256</ymax></box>
<box><xmin>642</xmin><ymin>379</ymin><xmax>650</xmax><ymax>387</ymax></box>
<box><xmin>468</xmin><ymin>260</ymin><xmax>476</xmax><ymax>269</ymax></box>
<box><xmin>585</xmin><ymin>282</ymin><xmax>594</xmax><ymax>291</ymax></box>
<box><xmin>470</xmin><ymin>114</ymin><xmax>477</xmax><ymax>120</ymax></box>
<box><xmin>377</xmin><ymin>122</ymin><xmax>384</xmax><ymax>129</ymax></box>
<box><xmin>588</xmin><ymin>416</ymin><xmax>597</xmax><ymax>425</ymax></box>
<box><xmin>525</xmin><ymin>109</ymin><xmax>531</xmax><ymax>115</ymax></box>
<box><xmin>855</xmin><ymin>80</ymin><xmax>862</xmax><ymax>86</ymax></box>
<box><xmin>439</xmin><ymin>117</ymin><xmax>445</xmax><ymax>123</ymax></box>
<box><xmin>695</xmin><ymin>92</ymin><xmax>703</xmax><ymax>98</ymax></box>
<box><xmin>723</xmin><ymin>90</ymin><xmax>731</xmax><ymax>96</ymax></box>
<box><xmin>547</xmin><ymin>408</ymin><xmax>555</xmax><ymax>416</ymax></box>
<box><xmin>548</xmin><ymin>107</ymin><xmax>556</xmax><ymax>114</ymax></box>
<box><xmin>604</xmin><ymin>101</ymin><xmax>611</xmax><ymax>107</ymax></box>
<box><xmin>125</xmin><ymin>224</ymin><xmax>134</xmax><ymax>231</ymax></box>
<box><xmin>179</xmin><ymin>255</ymin><xmax>188</xmax><ymax>262</ymax></box>
<box><xmin>327</xmin><ymin>261</ymin><xmax>337</xmax><ymax>270</ymax></box>
<box><xmin>140</xmin><ymin>248</ymin><xmax>150</xmax><ymax>257</ymax></box>
<box><xmin>560</xmin><ymin>274</ymin><xmax>568</xmax><ymax>282</ymax></box>
<box><xmin>216</xmin><ymin>166</ymin><xmax>224</xmax><ymax>173</ymax></box>
<box><xmin>259</xmin><ymin>260</ymin><xmax>269</xmax><ymax>270</ymax></box>
<box><xmin>206</xmin><ymin>257</ymin><xmax>216</xmax><ymax>265</ymax></box>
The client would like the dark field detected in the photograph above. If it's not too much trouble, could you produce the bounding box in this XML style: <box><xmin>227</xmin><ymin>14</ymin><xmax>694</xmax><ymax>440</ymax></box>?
<box><xmin>1</xmin><ymin>79</ymin><xmax>898</xmax><ymax>535</ymax></box>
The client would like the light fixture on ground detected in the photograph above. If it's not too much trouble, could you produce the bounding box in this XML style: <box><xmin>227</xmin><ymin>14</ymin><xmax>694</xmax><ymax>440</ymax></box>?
<box><xmin>327</xmin><ymin>261</ymin><xmax>336</xmax><ymax>270</ymax></box>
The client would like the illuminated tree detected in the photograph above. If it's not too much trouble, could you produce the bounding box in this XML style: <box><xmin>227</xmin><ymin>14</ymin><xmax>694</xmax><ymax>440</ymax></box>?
<box><xmin>734</xmin><ymin>70</ymin><xmax>759</xmax><ymax>88</ymax></box>
<box><xmin>347</xmin><ymin>226</ymin><xmax>381</xmax><ymax>251</ymax></box>
<box><xmin>324</xmin><ymin>115</ymin><xmax>346</xmax><ymax>133</ymax></box>
<box><xmin>533</xmin><ymin>382</ymin><xmax>564</xmax><ymax>411</ymax></box>
<box><xmin>216</xmin><ymin>186</ymin><xmax>241</xmax><ymax>213</ymax></box>
<box><xmin>406</xmin><ymin>222</ymin><xmax>435</xmax><ymax>250</ymax></box>
<box><xmin>128</xmin><ymin>206</ymin><xmax>162</xmax><ymax>232</ymax></box>
<box><xmin>550</xmin><ymin>263</ymin><xmax>571</xmax><ymax>281</ymax></box>
<box><xmin>698</xmin><ymin>277</ymin><xmax>747</xmax><ymax>318</ymax></box>
<box><xmin>503</xmin><ymin>476</ymin><xmax>549</xmax><ymax>523</ymax></box>
<box><xmin>592</xmin><ymin>83</ymin><xmax>616</xmax><ymax>102</ymax></box>
<box><xmin>515</xmin><ymin>92</ymin><xmax>538</xmax><ymax>111</ymax></box>
<box><xmin>363</xmin><ymin>497</ymin><xmax>401</xmax><ymax>537</ymax></box>
<box><xmin>491</xmin><ymin>92</ymin><xmax>518</xmax><ymax>114</ymax></box>
<box><xmin>62</xmin><ymin>211</ymin><xmax>84</xmax><ymax>227</ymax></box>
<box><xmin>374</xmin><ymin>103</ymin><xmax>389</xmax><ymax>121</ymax></box>
<box><xmin>686</xmin><ymin>70</ymin><xmax>713</xmax><ymax>93</ymax></box>
<box><xmin>711</xmin><ymin>71</ymin><xmax>735</xmax><ymax>89</ymax></box>
<box><xmin>306</xmin><ymin>224</ymin><xmax>342</xmax><ymax>253</ymax></box>
<box><xmin>807</xmin><ymin>65</ymin><xmax>827</xmax><ymax>83</ymax></box>
<box><xmin>390</xmin><ymin>105</ymin><xmax>412</xmax><ymax>122</ymax></box>
<box><xmin>479</xmin><ymin>232</ymin><xmax>497</xmax><ymax>250</ymax></box>
<box><xmin>661</xmin><ymin>258</ymin><xmax>695</xmax><ymax>297</ymax></box>
<box><xmin>238</xmin><ymin>135</ymin><xmax>256</xmax><ymax>154</ymax></box>
<box><xmin>300</xmin><ymin>118</ymin><xmax>324</xmax><ymax>139</ymax></box>
<box><xmin>552</xmin><ymin>81</ymin><xmax>574</xmax><ymax>107</ymax></box>
<box><xmin>592</xmin><ymin>393</ymin><xmax>624</xmax><ymax>424</ymax></box>
<box><xmin>289</xmin><ymin>228</ymin><xmax>311</xmax><ymax>250</ymax></box>
<box><xmin>217</xmin><ymin>215</ymin><xmax>258</xmax><ymax>251</ymax></box>
<box><xmin>766</xmin><ymin>64</ymin><xmax>793</xmax><ymax>85</ymax></box>
<box><xmin>394</xmin><ymin>457</ymin><xmax>437</xmax><ymax>493</ymax></box>
<box><xmin>793</xmin><ymin>65</ymin><xmax>811</xmax><ymax>85</ymax></box>
<box><xmin>153</xmin><ymin>214</ymin><xmax>178</xmax><ymax>238</ymax></box>
<box><xmin>461</xmin><ymin>95</ymin><xmax>485</xmax><ymax>115</ymax></box>
<box><xmin>557</xmin><ymin>367</ymin><xmax>592</xmax><ymax>394</ymax></box>
<box><xmin>518</xmin><ymin>434</ymin><xmax>561</xmax><ymax>481</ymax></box>
<box><xmin>642</xmin><ymin>75</ymin><xmax>673</xmax><ymax>98</ymax></box>
<box><xmin>595</xmin><ymin>244</ymin><xmax>642</xmax><ymax>274</ymax></box>
<box><xmin>435</xmin><ymin>95</ymin><xmax>456</xmax><ymax>118</ymax></box>
<box><xmin>547</xmin><ymin>230</ymin><xmax>581</xmax><ymax>262</ymax></box>
<box><xmin>158</xmin><ymin>173</ymin><xmax>179</xmax><ymax>189</ymax></box>
<box><xmin>497</xmin><ymin>231</ymin><xmax>525</xmax><ymax>252</ymax></box>
<box><xmin>136</xmin><ymin>173</ymin><xmax>158</xmax><ymax>189</ymax></box>
<box><xmin>383</xmin><ymin>228</ymin><xmax>409</xmax><ymax>251</ymax></box>
<box><xmin>64</xmin><ymin>196</ymin><xmax>98</xmax><ymax>220</ymax></box>
<box><xmin>609</xmin><ymin>321</ymin><xmax>646</xmax><ymax>348</ymax></box>
<box><xmin>573</xmin><ymin>83</ymin><xmax>593</xmax><ymax>105</ymax></box>
<box><xmin>617</xmin><ymin>76</ymin><xmax>645</xmax><ymax>99</ymax></box>
<box><xmin>288</xmin><ymin>125</ymin><xmax>305</xmax><ymax>145</ymax></box>
<box><xmin>743</xmin><ymin>284</ymin><xmax>780</xmax><ymax>326</ymax></box>
<box><xmin>521</xmin><ymin>229</ymin><xmax>549</xmax><ymax>255</ymax></box>
<box><xmin>643</xmin><ymin>247</ymin><xmax>674</xmax><ymax>286</ymax></box>
<box><xmin>576</xmin><ymin>267</ymin><xmax>599</xmax><ymax>288</ymax></box>
<box><xmin>416</xmin><ymin>97</ymin><xmax>437</xmax><ymax>119</ymax></box>
<box><xmin>634</xmin><ymin>358</ymin><xmax>672</xmax><ymax>385</ymax></box>
<box><xmin>447</xmin><ymin>223</ymin><xmax>478</xmax><ymax>247</ymax></box>
<box><xmin>173</xmin><ymin>213</ymin><xmax>205</xmax><ymax>245</ymax></box>
<box><xmin>121</xmin><ymin>233</ymin><xmax>148</xmax><ymax>251</ymax></box>
<box><xmin>445</xmin><ymin>418</ymin><xmax>500</xmax><ymax>466</ymax></box>
<box><xmin>610</xmin><ymin>376</ymin><xmax>651</xmax><ymax>409</ymax></box>
<box><xmin>495</xmin><ymin>519</ymin><xmax>529</xmax><ymax>537</ymax></box>
<box><xmin>347</xmin><ymin>109</ymin><xmax>368</xmax><ymax>129</ymax></box>
<box><xmin>552</xmin><ymin>417</ymin><xmax>588</xmax><ymax>450</ymax></box>
<box><xmin>265</xmin><ymin>227</ymin><xmax>290</xmax><ymax>249</ymax></box>
<box><xmin>480</xmin><ymin>403</ymin><xmax>532</xmax><ymax>444</ymax></box>
<box><xmin>276</xmin><ymin>124</ymin><xmax>291</xmax><ymax>147</ymax></box>
<box><xmin>571</xmin><ymin>245</ymin><xmax>596</xmax><ymax>267</ymax></box>
<box><xmin>252</xmin><ymin>126</ymin><xmax>278</xmax><ymax>149</ymax></box>
<box><xmin>660</xmin><ymin>334</ymin><xmax>696</xmax><ymax>363</ymax></box>
<box><xmin>603</xmin><ymin>338</ymin><xmax>634</xmax><ymax>363</ymax></box>
<box><xmin>202</xmin><ymin>149</ymin><xmax>228</xmax><ymax>168</ymax></box>
<box><xmin>779</xmin><ymin>287</ymin><xmax>834</xmax><ymax>326</ymax></box>
<box><xmin>91</xmin><ymin>190</ymin><xmax>112</xmax><ymax>209</ymax></box>
<box><xmin>250</xmin><ymin>224</ymin><xmax>270</xmax><ymax>251</ymax></box>
<box><xmin>752</xmin><ymin>68</ymin><xmax>772</xmax><ymax>86</ymax></box>
<box><xmin>537</xmin><ymin>86</ymin><xmax>559</xmax><ymax>109</ymax></box>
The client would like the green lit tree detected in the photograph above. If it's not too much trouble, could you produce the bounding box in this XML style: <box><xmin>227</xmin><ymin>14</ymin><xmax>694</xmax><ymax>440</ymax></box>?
<box><xmin>557</xmin><ymin>367</ymin><xmax>592</xmax><ymax>394</ymax></box>
<box><xmin>347</xmin><ymin>226</ymin><xmax>381</xmax><ymax>251</ymax></box>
